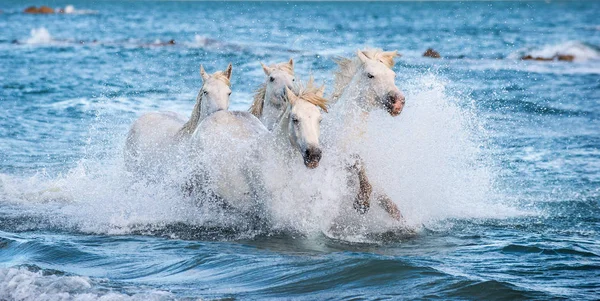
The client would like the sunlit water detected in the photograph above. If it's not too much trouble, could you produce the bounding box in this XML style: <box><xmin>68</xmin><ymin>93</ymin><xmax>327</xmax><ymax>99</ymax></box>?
<box><xmin>1</xmin><ymin>1</ymin><xmax>599</xmax><ymax>300</ymax></box>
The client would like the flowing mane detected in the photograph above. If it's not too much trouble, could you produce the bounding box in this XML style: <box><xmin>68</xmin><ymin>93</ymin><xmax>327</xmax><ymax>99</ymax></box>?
<box><xmin>176</xmin><ymin>71</ymin><xmax>231</xmax><ymax>137</ymax></box>
<box><xmin>249</xmin><ymin>62</ymin><xmax>295</xmax><ymax>117</ymax></box>
<box><xmin>330</xmin><ymin>48</ymin><xmax>397</xmax><ymax>103</ymax></box>
<box><xmin>286</xmin><ymin>77</ymin><xmax>328</xmax><ymax>112</ymax></box>
<box><xmin>249</xmin><ymin>82</ymin><xmax>267</xmax><ymax>117</ymax></box>
<box><xmin>209</xmin><ymin>70</ymin><xmax>232</xmax><ymax>87</ymax></box>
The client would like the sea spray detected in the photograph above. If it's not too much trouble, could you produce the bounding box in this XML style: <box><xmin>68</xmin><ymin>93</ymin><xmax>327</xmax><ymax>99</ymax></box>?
<box><xmin>0</xmin><ymin>75</ymin><xmax>521</xmax><ymax>241</ymax></box>
<box><xmin>25</xmin><ymin>27</ymin><xmax>52</xmax><ymax>45</ymax></box>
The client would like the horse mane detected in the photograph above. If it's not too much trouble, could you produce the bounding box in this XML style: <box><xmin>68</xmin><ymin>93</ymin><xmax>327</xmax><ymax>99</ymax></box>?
<box><xmin>249</xmin><ymin>83</ymin><xmax>267</xmax><ymax>117</ymax></box>
<box><xmin>210</xmin><ymin>71</ymin><xmax>232</xmax><ymax>87</ymax></box>
<box><xmin>286</xmin><ymin>77</ymin><xmax>328</xmax><ymax>112</ymax></box>
<box><xmin>176</xmin><ymin>72</ymin><xmax>231</xmax><ymax>138</ymax></box>
<box><xmin>330</xmin><ymin>48</ymin><xmax>397</xmax><ymax>103</ymax></box>
<box><xmin>249</xmin><ymin>62</ymin><xmax>294</xmax><ymax>118</ymax></box>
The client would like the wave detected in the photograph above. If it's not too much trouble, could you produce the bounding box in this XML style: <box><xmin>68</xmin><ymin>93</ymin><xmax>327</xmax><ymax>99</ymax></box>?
<box><xmin>25</xmin><ymin>27</ymin><xmax>53</xmax><ymax>45</ymax></box>
<box><xmin>0</xmin><ymin>266</ymin><xmax>174</xmax><ymax>301</ymax></box>
<box><xmin>60</xmin><ymin>5</ymin><xmax>98</xmax><ymax>15</ymax></box>
<box><xmin>501</xmin><ymin>244</ymin><xmax>599</xmax><ymax>257</ymax></box>
<box><xmin>509</xmin><ymin>41</ymin><xmax>600</xmax><ymax>62</ymax></box>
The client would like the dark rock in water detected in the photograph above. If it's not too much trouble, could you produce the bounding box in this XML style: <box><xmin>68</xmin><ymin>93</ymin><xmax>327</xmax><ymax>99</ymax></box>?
<box><xmin>556</xmin><ymin>54</ymin><xmax>574</xmax><ymax>62</ymax></box>
<box><xmin>24</xmin><ymin>6</ymin><xmax>38</xmax><ymax>13</ymax></box>
<box><xmin>521</xmin><ymin>55</ymin><xmax>552</xmax><ymax>61</ymax></box>
<box><xmin>423</xmin><ymin>48</ymin><xmax>441</xmax><ymax>58</ymax></box>
<box><xmin>521</xmin><ymin>54</ymin><xmax>574</xmax><ymax>62</ymax></box>
<box><xmin>24</xmin><ymin>5</ymin><xmax>55</xmax><ymax>14</ymax></box>
<box><xmin>38</xmin><ymin>6</ymin><xmax>54</xmax><ymax>13</ymax></box>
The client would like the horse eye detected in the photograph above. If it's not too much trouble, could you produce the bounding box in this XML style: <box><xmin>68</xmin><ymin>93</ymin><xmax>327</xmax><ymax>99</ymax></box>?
<box><xmin>292</xmin><ymin>118</ymin><xmax>299</xmax><ymax>124</ymax></box>
<box><xmin>203</xmin><ymin>90</ymin><xmax>209</xmax><ymax>95</ymax></box>
<box><xmin>367</xmin><ymin>73</ymin><xmax>374</xmax><ymax>79</ymax></box>
<box><xmin>228</xmin><ymin>92</ymin><xmax>232</xmax><ymax>96</ymax></box>
<box><xmin>270</xmin><ymin>76</ymin><xmax>275</xmax><ymax>82</ymax></box>
<box><xmin>292</xmin><ymin>78</ymin><xmax>295</xmax><ymax>82</ymax></box>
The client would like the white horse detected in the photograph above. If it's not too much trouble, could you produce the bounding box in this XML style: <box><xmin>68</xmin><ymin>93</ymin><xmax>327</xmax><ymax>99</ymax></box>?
<box><xmin>274</xmin><ymin>80</ymin><xmax>327</xmax><ymax>169</ymax></box>
<box><xmin>249</xmin><ymin>59</ymin><xmax>295</xmax><ymax>131</ymax></box>
<box><xmin>124</xmin><ymin>64</ymin><xmax>232</xmax><ymax>172</ymax></box>
<box><xmin>328</xmin><ymin>49</ymin><xmax>406</xmax><ymax>220</ymax></box>
<box><xmin>188</xmin><ymin>78</ymin><xmax>328</xmax><ymax>213</ymax></box>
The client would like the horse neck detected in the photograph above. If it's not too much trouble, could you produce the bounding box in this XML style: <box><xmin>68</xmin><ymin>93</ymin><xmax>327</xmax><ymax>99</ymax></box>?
<box><xmin>332</xmin><ymin>78</ymin><xmax>373</xmax><ymax>148</ymax></box>
<box><xmin>177</xmin><ymin>90</ymin><xmax>205</xmax><ymax>137</ymax></box>
<box><xmin>274</xmin><ymin>106</ymin><xmax>294</xmax><ymax>155</ymax></box>
<box><xmin>261</xmin><ymin>92</ymin><xmax>284</xmax><ymax>131</ymax></box>
<box><xmin>337</xmin><ymin>76</ymin><xmax>372</xmax><ymax>120</ymax></box>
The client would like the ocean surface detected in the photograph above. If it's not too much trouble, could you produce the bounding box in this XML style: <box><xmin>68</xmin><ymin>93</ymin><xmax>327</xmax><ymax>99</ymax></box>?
<box><xmin>1</xmin><ymin>1</ymin><xmax>599</xmax><ymax>300</ymax></box>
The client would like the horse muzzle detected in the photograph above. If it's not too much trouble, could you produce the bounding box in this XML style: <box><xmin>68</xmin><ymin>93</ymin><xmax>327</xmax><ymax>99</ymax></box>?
<box><xmin>303</xmin><ymin>147</ymin><xmax>322</xmax><ymax>169</ymax></box>
<box><xmin>385</xmin><ymin>92</ymin><xmax>405</xmax><ymax>117</ymax></box>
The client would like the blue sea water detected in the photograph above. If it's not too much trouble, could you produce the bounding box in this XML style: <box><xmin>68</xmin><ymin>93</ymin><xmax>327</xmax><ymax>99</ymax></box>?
<box><xmin>1</xmin><ymin>1</ymin><xmax>599</xmax><ymax>300</ymax></box>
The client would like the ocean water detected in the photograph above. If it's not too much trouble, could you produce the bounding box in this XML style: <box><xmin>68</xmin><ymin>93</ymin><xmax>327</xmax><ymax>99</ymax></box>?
<box><xmin>1</xmin><ymin>1</ymin><xmax>599</xmax><ymax>300</ymax></box>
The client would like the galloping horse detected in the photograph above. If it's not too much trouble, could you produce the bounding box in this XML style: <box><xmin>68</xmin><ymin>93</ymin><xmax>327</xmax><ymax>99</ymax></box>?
<box><xmin>328</xmin><ymin>49</ymin><xmax>406</xmax><ymax>220</ymax></box>
<box><xmin>124</xmin><ymin>64</ymin><xmax>232</xmax><ymax>172</ymax></box>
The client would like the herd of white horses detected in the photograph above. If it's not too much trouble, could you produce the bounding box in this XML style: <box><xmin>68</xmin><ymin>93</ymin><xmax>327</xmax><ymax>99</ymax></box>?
<box><xmin>124</xmin><ymin>48</ymin><xmax>406</xmax><ymax>222</ymax></box>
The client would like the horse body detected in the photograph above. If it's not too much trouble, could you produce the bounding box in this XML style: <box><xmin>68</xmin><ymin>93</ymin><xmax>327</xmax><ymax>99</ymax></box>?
<box><xmin>190</xmin><ymin>110</ymin><xmax>270</xmax><ymax>213</ymax></box>
<box><xmin>327</xmin><ymin>49</ymin><xmax>405</xmax><ymax>220</ymax></box>
<box><xmin>124</xmin><ymin>111</ymin><xmax>187</xmax><ymax>171</ymax></box>
<box><xmin>124</xmin><ymin>64</ymin><xmax>232</xmax><ymax>172</ymax></box>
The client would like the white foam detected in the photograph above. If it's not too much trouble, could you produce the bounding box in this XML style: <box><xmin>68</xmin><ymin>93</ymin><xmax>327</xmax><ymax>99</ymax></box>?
<box><xmin>0</xmin><ymin>267</ymin><xmax>173</xmax><ymax>301</ymax></box>
<box><xmin>361</xmin><ymin>76</ymin><xmax>522</xmax><ymax>225</ymax></box>
<box><xmin>61</xmin><ymin>5</ymin><xmax>98</xmax><ymax>14</ymax></box>
<box><xmin>64</xmin><ymin>5</ymin><xmax>75</xmax><ymax>14</ymax></box>
<box><xmin>0</xmin><ymin>76</ymin><xmax>525</xmax><ymax>241</ymax></box>
<box><xmin>510</xmin><ymin>41</ymin><xmax>600</xmax><ymax>62</ymax></box>
<box><xmin>25</xmin><ymin>27</ymin><xmax>53</xmax><ymax>45</ymax></box>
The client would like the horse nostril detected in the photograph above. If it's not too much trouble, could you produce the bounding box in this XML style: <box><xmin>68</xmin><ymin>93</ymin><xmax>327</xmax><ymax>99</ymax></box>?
<box><xmin>398</xmin><ymin>94</ymin><xmax>405</xmax><ymax>104</ymax></box>
<box><xmin>311</xmin><ymin>148</ymin><xmax>322</xmax><ymax>160</ymax></box>
<box><xmin>305</xmin><ymin>148</ymin><xmax>322</xmax><ymax>161</ymax></box>
<box><xmin>387</xmin><ymin>93</ymin><xmax>396</xmax><ymax>103</ymax></box>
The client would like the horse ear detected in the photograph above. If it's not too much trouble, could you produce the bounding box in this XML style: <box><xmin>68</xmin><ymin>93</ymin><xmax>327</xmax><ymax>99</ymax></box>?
<box><xmin>224</xmin><ymin>63</ymin><xmax>233</xmax><ymax>80</ymax></box>
<box><xmin>288</xmin><ymin>58</ymin><xmax>294</xmax><ymax>69</ymax></box>
<box><xmin>357</xmin><ymin>49</ymin><xmax>369</xmax><ymax>64</ymax></box>
<box><xmin>317</xmin><ymin>85</ymin><xmax>325</xmax><ymax>98</ymax></box>
<box><xmin>200</xmin><ymin>65</ymin><xmax>209</xmax><ymax>81</ymax></box>
<box><xmin>383</xmin><ymin>50</ymin><xmax>399</xmax><ymax>59</ymax></box>
<box><xmin>260</xmin><ymin>62</ymin><xmax>272</xmax><ymax>75</ymax></box>
<box><xmin>284</xmin><ymin>86</ymin><xmax>297</xmax><ymax>105</ymax></box>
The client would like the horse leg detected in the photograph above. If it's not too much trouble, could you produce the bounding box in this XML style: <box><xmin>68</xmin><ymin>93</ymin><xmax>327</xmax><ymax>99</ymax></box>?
<box><xmin>349</xmin><ymin>158</ymin><xmax>372</xmax><ymax>214</ymax></box>
<box><xmin>374</xmin><ymin>191</ymin><xmax>402</xmax><ymax>221</ymax></box>
<box><xmin>183</xmin><ymin>170</ymin><xmax>232</xmax><ymax>210</ymax></box>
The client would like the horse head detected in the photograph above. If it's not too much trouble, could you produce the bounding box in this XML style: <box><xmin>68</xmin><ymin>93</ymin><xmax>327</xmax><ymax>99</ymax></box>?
<box><xmin>198</xmin><ymin>63</ymin><xmax>233</xmax><ymax>117</ymax></box>
<box><xmin>282</xmin><ymin>79</ymin><xmax>327</xmax><ymax>169</ymax></box>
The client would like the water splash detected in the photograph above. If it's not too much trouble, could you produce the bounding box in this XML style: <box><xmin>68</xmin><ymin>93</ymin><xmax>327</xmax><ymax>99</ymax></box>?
<box><xmin>0</xmin><ymin>76</ymin><xmax>522</xmax><ymax>242</ymax></box>
<box><xmin>0</xmin><ymin>266</ymin><xmax>173</xmax><ymax>301</ymax></box>
<box><xmin>25</xmin><ymin>28</ymin><xmax>52</xmax><ymax>45</ymax></box>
